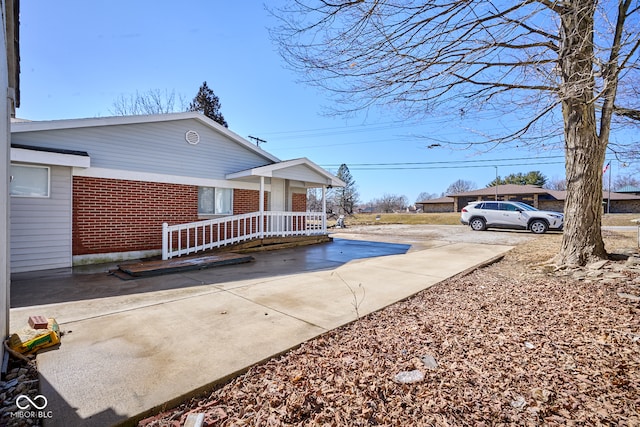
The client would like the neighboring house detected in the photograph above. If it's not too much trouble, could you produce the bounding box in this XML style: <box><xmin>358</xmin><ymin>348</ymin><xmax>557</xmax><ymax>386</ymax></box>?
<box><xmin>416</xmin><ymin>196</ymin><xmax>454</xmax><ymax>213</ymax></box>
<box><xmin>2</xmin><ymin>0</ymin><xmax>20</xmax><ymax>368</ymax></box>
<box><xmin>418</xmin><ymin>184</ymin><xmax>640</xmax><ymax>213</ymax></box>
<box><xmin>10</xmin><ymin>112</ymin><xmax>344</xmax><ymax>273</ymax></box>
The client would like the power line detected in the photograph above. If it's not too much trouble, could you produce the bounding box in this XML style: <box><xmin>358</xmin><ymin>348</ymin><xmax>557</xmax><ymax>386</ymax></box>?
<box><xmin>319</xmin><ymin>155</ymin><xmax>564</xmax><ymax>168</ymax></box>
<box><xmin>330</xmin><ymin>161</ymin><xmax>565</xmax><ymax>171</ymax></box>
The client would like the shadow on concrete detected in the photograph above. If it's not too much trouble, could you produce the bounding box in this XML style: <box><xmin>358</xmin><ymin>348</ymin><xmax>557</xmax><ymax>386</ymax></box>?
<box><xmin>11</xmin><ymin>238</ymin><xmax>410</xmax><ymax>308</ymax></box>
<box><xmin>38</xmin><ymin>373</ymin><xmax>126</xmax><ymax>427</ymax></box>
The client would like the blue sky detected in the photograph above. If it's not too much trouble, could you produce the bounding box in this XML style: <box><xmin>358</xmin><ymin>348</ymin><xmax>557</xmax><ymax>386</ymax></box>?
<box><xmin>15</xmin><ymin>1</ymin><xmax>582</xmax><ymax>204</ymax></box>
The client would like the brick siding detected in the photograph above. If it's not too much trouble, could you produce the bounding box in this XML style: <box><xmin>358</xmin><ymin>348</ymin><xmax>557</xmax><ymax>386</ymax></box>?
<box><xmin>73</xmin><ymin>177</ymin><xmax>198</xmax><ymax>255</ymax></box>
<box><xmin>292</xmin><ymin>192</ymin><xmax>307</xmax><ymax>212</ymax></box>
<box><xmin>233</xmin><ymin>189</ymin><xmax>265</xmax><ymax>214</ymax></box>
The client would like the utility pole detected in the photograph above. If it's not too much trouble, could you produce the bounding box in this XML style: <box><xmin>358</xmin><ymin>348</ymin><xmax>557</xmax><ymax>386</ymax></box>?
<box><xmin>248</xmin><ymin>135</ymin><xmax>266</xmax><ymax>147</ymax></box>
<box><xmin>494</xmin><ymin>166</ymin><xmax>499</xmax><ymax>201</ymax></box>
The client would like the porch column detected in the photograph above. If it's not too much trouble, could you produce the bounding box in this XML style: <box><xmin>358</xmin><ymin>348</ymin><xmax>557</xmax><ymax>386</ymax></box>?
<box><xmin>259</xmin><ymin>176</ymin><xmax>265</xmax><ymax>238</ymax></box>
<box><xmin>322</xmin><ymin>185</ymin><xmax>327</xmax><ymax>232</ymax></box>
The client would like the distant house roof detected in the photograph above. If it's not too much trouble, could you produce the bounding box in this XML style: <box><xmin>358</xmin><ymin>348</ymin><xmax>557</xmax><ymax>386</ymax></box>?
<box><xmin>616</xmin><ymin>185</ymin><xmax>640</xmax><ymax>193</ymax></box>
<box><xmin>448</xmin><ymin>184</ymin><xmax>640</xmax><ymax>201</ymax></box>
<box><xmin>417</xmin><ymin>196</ymin><xmax>454</xmax><ymax>204</ymax></box>
<box><xmin>448</xmin><ymin>184</ymin><xmax>551</xmax><ymax>197</ymax></box>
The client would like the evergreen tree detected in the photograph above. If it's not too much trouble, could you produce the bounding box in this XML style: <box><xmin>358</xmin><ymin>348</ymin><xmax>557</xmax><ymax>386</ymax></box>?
<box><xmin>487</xmin><ymin>171</ymin><xmax>546</xmax><ymax>187</ymax></box>
<box><xmin>334</xmin><ymin>164</ymin><xmax>359</xmax><ymax>215</ymax></box>
<box><xmin>189</xmin><ymin>81</ymin><xmax>228</xmax><ymax>128</ymax></box>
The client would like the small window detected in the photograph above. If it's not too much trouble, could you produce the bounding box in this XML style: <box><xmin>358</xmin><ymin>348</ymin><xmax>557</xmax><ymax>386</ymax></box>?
<box><xmin>198</xmin><ymin>187</ymin><xmax>233</xmax><ymax>215</ymax></box>
<box><xmin>10</xmin><ymin>164</ymin><xmax>50</xmax><ymax>197</ymax></box>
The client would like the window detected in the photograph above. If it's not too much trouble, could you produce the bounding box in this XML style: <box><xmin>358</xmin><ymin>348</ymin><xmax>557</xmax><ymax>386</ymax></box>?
<box><xmin>482</xmin><ymin>202</ymin><xmax>499</xmax><ymax>210</ymax></box>
<box><xmin>198</xmin><ymin>187</ymin><xmax>233</xmax><ymax>215</ymax></box>
<box><xmin>501</xmin><ymin>203</ymin><xmax>521</xmax><ymax>211</ymax></box>
<box><xmin>10</xmin><ymin>164</ymin><xmax>50</xmax><ymax>197</ymax></box>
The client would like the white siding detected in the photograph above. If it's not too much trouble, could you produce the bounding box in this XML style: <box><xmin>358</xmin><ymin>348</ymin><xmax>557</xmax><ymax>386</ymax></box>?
<box><xmin>273</xmin><ymin>164</ymin><xmax>327</xmax><ymax>182</ymax></box>
<box><xmin>10</xmin><ymin>166</ymin><xmax>72</xmax><ymax>272</ymax></box>
<box><xmin>11</xmin><ymin>118</ymin><xmax>273</xmax><ymax>180</ymax></box>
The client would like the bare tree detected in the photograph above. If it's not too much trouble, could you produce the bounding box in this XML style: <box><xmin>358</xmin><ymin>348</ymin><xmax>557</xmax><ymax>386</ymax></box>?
<box><xmin>306</xmin><ymin>188</ymin><xmax>324</xmax><ymax>212</ymax></box>
<box><xmin>613</xmin><ymin>174</ymin><xmax>640</xmax><ymax>190</ymax></box>
<box><xmin>416</xmin><ymin>192</ymin><xmax>439</xmax><ymax>202</ymax></box>
<box><xmin>545</xmin><ymin>176</ymin><xmax>568</xmax><ymax>191</ymax></box>
<box><xmin>271</xmin><ymin>1</ymin><xmax>640</xmax><ymax>266</ymax></box>
<box><xmin>373</xmin><ymin>193</ymin><xmax>409</xmax><ymax>213</ymax></box>
<box><xmin>111</xmin><ymin>89</ymin><xmax>187</xmax><ymax>115</ymax></box>
<box><xmin>446</xmin><ymin>179</ymin><xmax>477</xmax><ymax>194</ymax></box>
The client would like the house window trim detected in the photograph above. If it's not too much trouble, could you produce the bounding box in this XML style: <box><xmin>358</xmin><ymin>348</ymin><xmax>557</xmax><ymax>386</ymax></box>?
<box><xmin>198</xmin><ymin>187</ymin><xmax>234</xmax><ymax>216</ymax></box>
<box><xmin>10</xmin><ymin>163</ymin><xmax>51</xmax><ymax>198</ymax></box>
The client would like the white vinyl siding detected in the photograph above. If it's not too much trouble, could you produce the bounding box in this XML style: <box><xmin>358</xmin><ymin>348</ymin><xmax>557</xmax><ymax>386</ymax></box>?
<box><xmin>11</xmin><ymin>118</ymin><xmax>274</xmax><ymax>180</ymax></box>
<box><xmin>10</xmin><ymin>166</ymin><xmax>72</xmax><ymax>272</ymax></box>
<box><xmin>272</xmin><ymin>164</ymin><xmax>325</xmax><ymax>182</ymax></box>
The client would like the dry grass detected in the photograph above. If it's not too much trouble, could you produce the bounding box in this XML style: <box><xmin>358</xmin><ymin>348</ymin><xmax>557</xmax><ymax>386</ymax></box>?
<box><xmin>347</xmin><ymin>213</ymin><xmax>462</xmax><ymax>226</ymax></box>
<box><xmin>344</xmin><ymin>212</ymin><xmax>639</xmax><ymax>227</ymax></box>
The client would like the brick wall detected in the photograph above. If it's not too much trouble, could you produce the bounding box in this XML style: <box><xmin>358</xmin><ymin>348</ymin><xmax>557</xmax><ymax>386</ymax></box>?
<box><xmin>610</xmin><ymin>199</ymin><xmax>640</xmax><ymax>213</ymax></box>
<box><xmin>292</xmin><ymin>192</ymin><xmax>307</xmax><ymax>212</ymax></box>
<box><xmin>233</xmin><ymin>189</ymin><xmax>263</xmax><ymax>214</ymax></box>
<box><xmin>422</xmin><ymin>202</ymin><xmax>455</xmax><ymax>213</ymax></box>
<box><xmin>73</xmin><ymin>177</ymin><xmax>198</xmax><ymax>255</ymax></box>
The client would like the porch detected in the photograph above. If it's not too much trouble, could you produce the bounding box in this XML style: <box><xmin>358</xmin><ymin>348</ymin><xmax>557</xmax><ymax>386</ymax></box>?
<box><xmin>159</xmin><ymin>157</ymin><xmax>345</xmax><ymax>261</ymax></box>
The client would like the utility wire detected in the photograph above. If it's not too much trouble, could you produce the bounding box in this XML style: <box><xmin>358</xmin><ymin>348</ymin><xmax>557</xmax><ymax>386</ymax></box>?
<box><xmin>319</xmin><ymin>155</ymin><xmax>565</xmax><ymax>168</ymax></box>
<box><xmin>331</xmin><ymin>161</ymin><xmax>565</xmax><ymax>171</ymax></box>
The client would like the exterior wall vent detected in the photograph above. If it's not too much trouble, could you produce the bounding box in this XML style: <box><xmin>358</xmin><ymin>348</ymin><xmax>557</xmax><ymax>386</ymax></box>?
<box><xmin>185</xmin><ymin>130</ymin><xmax>200</xmax><ymax>145</ymax></box>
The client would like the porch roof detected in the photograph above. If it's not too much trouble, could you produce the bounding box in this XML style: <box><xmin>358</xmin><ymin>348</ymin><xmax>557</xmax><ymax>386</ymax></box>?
<box><xmin>226</xmin><ymin>158</ymin><xmax>345</xmax><ymax>188</ymax></box>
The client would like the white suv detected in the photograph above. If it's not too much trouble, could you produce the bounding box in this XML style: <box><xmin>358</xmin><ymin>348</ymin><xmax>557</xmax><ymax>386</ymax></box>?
<box><xmin>460</xmin><ymin>201</ymin><xmax>563</xmax><ymax>234</ymax></box>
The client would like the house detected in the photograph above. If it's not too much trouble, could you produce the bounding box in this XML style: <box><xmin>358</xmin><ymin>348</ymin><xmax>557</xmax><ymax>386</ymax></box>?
<box><xmin>10</xmin><ymin>112</ymin><xmax>344</xmax><ymax>273</ymax></box>
<box><xmin>418</xmin><ymin>184</ymin><xmax>640</xmax><ymax>213</ymax></box>
<box><xmin>2</xmin><ymin>0</ymin><xmax>20</xmax><ymax>363</ymax></box>
<box><xmin>416</xmin><ymin>196</ymin><xmax>454</xmax><ymax>213</ymax></box>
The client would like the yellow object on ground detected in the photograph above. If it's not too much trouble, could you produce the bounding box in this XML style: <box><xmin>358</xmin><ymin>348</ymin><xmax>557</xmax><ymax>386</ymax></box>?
<box><xmin>9</xmin><ymin>318</ymin><xmax>60</xmax><ymax>354</ymax></box>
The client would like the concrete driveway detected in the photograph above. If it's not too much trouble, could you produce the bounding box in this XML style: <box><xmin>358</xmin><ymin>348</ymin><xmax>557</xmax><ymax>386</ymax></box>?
<box><xmin>10</xmin><ymin>231</ymin><xmax>514</xmax><ymax>426</ymax></box>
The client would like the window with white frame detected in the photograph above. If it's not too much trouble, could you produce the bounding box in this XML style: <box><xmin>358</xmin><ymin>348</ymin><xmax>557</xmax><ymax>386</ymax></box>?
<box><xmin>198</xmin><ymin>187</ymin><xmax>233</xmax><ymax>215</ymax></box>
<box><xmin>10</xmin><ymin>164</ymin><xmax>50</xmax><ymax>197</ymax></box>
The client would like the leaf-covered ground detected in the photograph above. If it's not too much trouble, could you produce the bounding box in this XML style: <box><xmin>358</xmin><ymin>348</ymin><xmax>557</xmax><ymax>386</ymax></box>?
<box><xmin>140</xmin><ymin>234</ymin><xmax>640</xmax><ymax>426</ymax></box>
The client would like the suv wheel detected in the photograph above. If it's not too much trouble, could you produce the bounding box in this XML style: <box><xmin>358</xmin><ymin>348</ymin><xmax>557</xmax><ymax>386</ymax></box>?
<box><xmin>470</xmin><ymin>217</ymin><xmax>486</xmax><ymax>231</ymax></box>
<box><xmin>530</xmin><ymin>219</ymin><xmax>548</xmax><ymax>234</ymax></box>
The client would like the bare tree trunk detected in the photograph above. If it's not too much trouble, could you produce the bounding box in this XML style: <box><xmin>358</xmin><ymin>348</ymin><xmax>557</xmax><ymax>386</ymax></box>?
<box><xmin>556</xmin><ymin>0</ymin><xmax>607</xmax><ymax>266</ymax></box>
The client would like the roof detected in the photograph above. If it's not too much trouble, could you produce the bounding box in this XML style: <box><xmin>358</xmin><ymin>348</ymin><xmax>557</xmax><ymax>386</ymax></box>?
<box><xmin>226</xmin><ymin>158</ymin><xmax>345</xmax><ymax>188</ymax></box>
<box><xmin>11</xmin><ymin>143</ymin><xmax>91</xmax><ymax>168</ymax></box>
<box><xmin>448</xmin><ymin>184</ymin><xmax>551</xmax><ymax>197</ymax></box>
<box><xmin>11</xmin><ymin>143</ymin><xmax>89</xmax><ymax>157</ymax></box>
<box><xmin>444</xmin><ymin>184</ymin><xmax>640</xmax><ymax>202</ymax></box>
<box><xmin>417</xmin><ymin>196</ymin><xmax>454</xmax><ymax>204</ymax></box>
<box><xmin>616</xmin><ymin>185</ymin><xmax>640</xmax><ymax>193</ymax></box>
<box><xmin>11</xmin><ymin>112</ymin><xmax>281</xmax><ymax>163</ymax></box>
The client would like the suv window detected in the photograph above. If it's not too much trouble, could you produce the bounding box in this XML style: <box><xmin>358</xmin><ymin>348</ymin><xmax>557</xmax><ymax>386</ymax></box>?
<box><xmin>501</xmin><ymin>203</ymin><xmax>520</xmax><ymax>212</ymax></box>
<box><xmin>482</xmin><ymin>202</ymin><xmax>499</xmax><ymax>210</ymax></box>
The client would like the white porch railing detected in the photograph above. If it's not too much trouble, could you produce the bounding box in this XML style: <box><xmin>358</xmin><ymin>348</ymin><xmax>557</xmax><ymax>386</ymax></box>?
<box><xmin>162</xmin><ymin>211</ymin><xmax>327</xmax><ymax>260</ymax></box>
